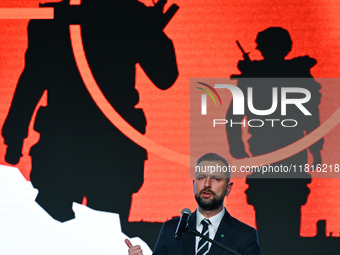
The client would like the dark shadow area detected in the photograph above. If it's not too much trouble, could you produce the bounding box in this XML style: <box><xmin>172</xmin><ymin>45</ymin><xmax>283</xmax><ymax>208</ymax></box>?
<box><xmin>1</xmin><ymin>0</ymin><xmax>178</xmax><ymax>249</ymax></box>
<box><xmin>228</xmin><ymin>27</ymin><xmax>339</xmax><ymax>254</ymax></box>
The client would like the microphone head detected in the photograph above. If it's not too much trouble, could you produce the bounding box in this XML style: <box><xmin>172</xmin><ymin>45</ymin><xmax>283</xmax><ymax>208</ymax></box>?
<box><xmin>181</xmin><ymin>208</ymin><xmax>191</xmax><ymax>216</ymax></box>
<box><xmin>175</xmin><ymin>208</ymin><xmax>192</xmax><ymax>240</ymax></box>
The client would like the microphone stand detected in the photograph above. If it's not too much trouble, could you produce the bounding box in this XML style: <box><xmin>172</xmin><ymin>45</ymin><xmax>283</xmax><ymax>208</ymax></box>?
<box><xmin>186</xmin><ymin>227</ymin><xmax>242</xmax><ymax>255</ymax></box>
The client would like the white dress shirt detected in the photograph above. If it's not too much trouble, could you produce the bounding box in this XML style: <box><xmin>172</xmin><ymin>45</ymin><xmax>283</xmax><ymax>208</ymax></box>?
<box><xmin>195</xmin><ymin>208</ymin><xmax>225</xmax><ymax>254</ymax></box>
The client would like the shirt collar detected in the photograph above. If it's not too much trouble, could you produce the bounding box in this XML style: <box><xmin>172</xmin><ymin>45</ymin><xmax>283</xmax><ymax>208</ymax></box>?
<box><xmin>196</xmin><ymin>207</ymin><xmax>225</xmax><ymax>229</ymax></box>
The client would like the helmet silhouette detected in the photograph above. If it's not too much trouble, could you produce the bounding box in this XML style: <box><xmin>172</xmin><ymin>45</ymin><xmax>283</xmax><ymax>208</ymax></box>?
<box><xmin>255</xmin><ymin>27</ymin><xmax>292</xmax><ymax>60</ymax></box>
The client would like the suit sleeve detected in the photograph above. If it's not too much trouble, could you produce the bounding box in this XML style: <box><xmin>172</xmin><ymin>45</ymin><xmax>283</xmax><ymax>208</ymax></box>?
<box><xmin>242</xmin><ymin>229</ymin><xmax>262</xmax><ymax>255</ymax></box>
<box><xmin>152</xmin><ymin>222</ymin><xmax>169</xmax><ymax>255</ymax></box>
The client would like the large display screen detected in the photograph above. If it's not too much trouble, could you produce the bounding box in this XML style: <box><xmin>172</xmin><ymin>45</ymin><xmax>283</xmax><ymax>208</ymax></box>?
<box><xmin>0</xmin><ymin>0</ymin><xmax>339</xmax><ymax>254</ymax></box>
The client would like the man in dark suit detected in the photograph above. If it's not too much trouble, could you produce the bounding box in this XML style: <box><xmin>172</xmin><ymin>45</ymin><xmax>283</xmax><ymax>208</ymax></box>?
<box><xmin>125</xmin><ymin>153</ymin><xmax>262</xmax><ymax>255</ymax></box>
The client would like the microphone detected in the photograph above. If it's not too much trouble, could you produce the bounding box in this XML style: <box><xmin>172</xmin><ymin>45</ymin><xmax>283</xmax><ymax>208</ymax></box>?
<box><xmin>175</xmin><ymin>208</ymin><xmax>191</xmax><ymax>240</ymax></box>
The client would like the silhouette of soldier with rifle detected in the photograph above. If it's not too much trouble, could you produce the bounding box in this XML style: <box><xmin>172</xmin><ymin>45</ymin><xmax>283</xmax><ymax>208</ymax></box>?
<box><xmin>227</xmin><ymin>27</ymin><xmax>323</xmax><ymax>255</ymax></box>
<box><xmin>2</xmin><ymin>0</ymin><xmax>178</xmax><ymax>248</ymax></box>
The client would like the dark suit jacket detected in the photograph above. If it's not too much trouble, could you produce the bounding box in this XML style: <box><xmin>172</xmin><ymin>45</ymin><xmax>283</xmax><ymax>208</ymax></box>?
<box><xmin>153</xmin><ymin>209</ymin><xmax>262</xmax><ymax>255</ymax></box>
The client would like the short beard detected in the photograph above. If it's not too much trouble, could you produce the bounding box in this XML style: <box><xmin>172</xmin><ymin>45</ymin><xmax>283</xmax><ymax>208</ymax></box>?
<box><xmin>195</xmin><ymin>190</ymin><xmax>225</xmax><ymax>211</ymax></box>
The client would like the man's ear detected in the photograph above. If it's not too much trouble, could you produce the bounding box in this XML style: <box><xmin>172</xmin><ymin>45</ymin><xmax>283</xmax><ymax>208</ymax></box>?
<box><xmin>226</xmin><ymin>182</ymin><xmax>233</xmax><ymax>197</ymax></box>
<box><xmin>192</xmin><ymin>179</ymin><xmax>196</xmax><ymax>194</ymax></box>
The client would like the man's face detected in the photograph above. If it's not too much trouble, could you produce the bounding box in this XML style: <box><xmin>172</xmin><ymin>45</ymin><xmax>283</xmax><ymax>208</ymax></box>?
<box><xmin>193</xmin><ymin>160</ymin><xmax>233</xmax><ymax>211</ymax></box>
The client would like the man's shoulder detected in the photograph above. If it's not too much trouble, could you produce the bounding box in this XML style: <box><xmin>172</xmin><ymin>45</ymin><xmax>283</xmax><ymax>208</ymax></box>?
<box><xmin>163</xmin><ymin>216</ymin><xmax>181</xmax><ymax>227</ymax></box>
<box><xmin>161</xmin><ymin>215</ymin><xmax>191</xmax><ymax>234</ymax></box>
<box><xmin>161</xmin><ymin>211</ymin><xmax>258</xmax><ymax>233</ymax></box>
<box><xmin>228</xmin><ymin>214</ymin><xmax>258</xmax><ymax>235</ymax></box>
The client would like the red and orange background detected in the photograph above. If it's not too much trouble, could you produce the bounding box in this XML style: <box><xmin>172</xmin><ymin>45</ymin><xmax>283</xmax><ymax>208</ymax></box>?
<box><xmin>0</xmin><ymin>0</ymin><xmax>340</xmax><ymax>237</ymax></box>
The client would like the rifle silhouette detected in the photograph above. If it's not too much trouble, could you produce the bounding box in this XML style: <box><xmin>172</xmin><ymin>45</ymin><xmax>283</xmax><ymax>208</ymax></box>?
<box><xmin>231</xmin><ymin>40</ymin><xmax>251</xmax><ymax>79</ymax></box>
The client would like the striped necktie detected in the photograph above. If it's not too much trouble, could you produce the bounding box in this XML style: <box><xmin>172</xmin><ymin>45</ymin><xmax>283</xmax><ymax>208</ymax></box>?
<box><xmin>197</xmin><ymin>218</ymin><xmax>211</xmax><ymax>255</ymax></box>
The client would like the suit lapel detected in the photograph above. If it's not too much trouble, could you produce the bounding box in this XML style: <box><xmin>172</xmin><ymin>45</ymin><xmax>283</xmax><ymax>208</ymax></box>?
<box><xmin>181</xmin><ymin>210</ymin><xmax>196</xmax><ymax>255</ymax></box>
<box><xmin>208</xmin><ymin>210</ymin><xmax>236</xmax><ymax>255</ymax></box>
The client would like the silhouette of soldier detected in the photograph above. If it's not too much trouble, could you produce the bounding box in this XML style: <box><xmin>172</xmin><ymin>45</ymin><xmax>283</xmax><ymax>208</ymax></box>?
<box><xmin>2</xmin><ymin>0</ymin><xmax>178</xmax><ymax>248</ymax></box>
<box><xmin>227</xmin><ymin>27</ymin><xmax>323</xmax><ymax>255</ymax></box>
